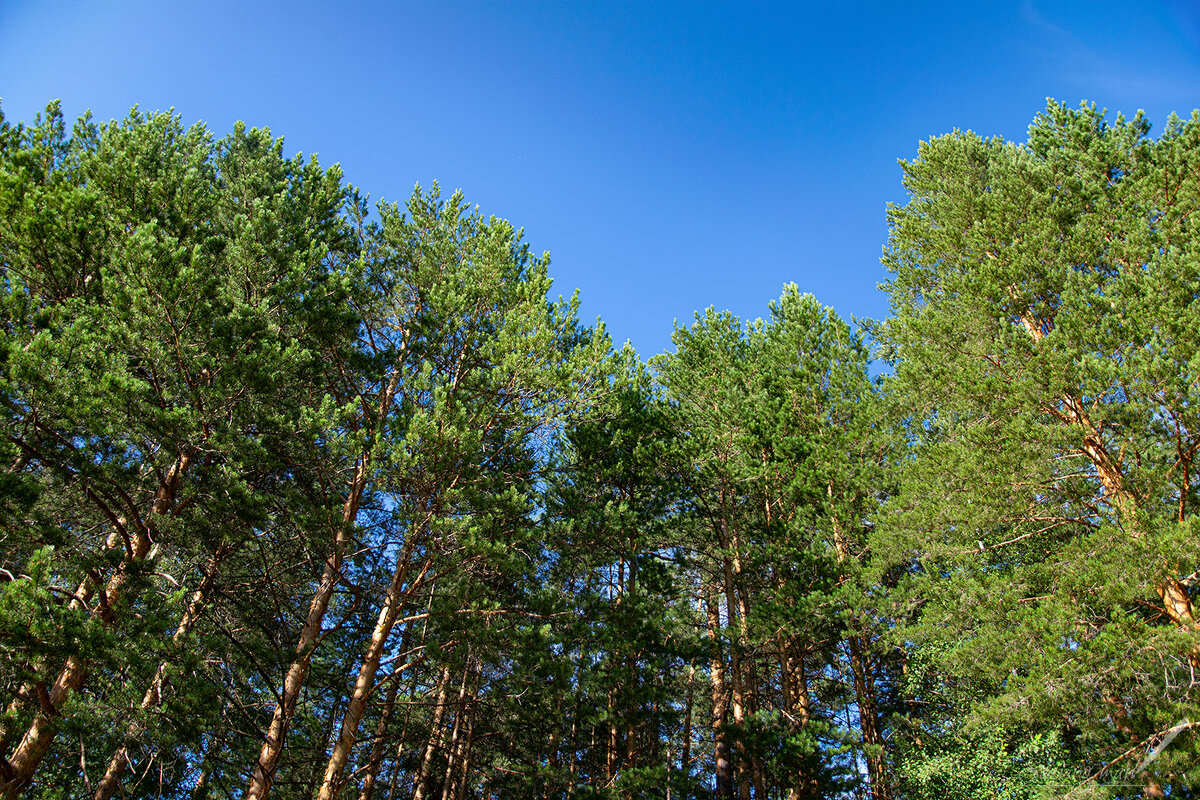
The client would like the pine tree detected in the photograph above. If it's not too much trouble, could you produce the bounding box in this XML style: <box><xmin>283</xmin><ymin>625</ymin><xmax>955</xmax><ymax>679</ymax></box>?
<box><xmin>875</xmin><ymin>100</ymin><xmax>1200</xmax><ymax>793</ymax></box>
<box><xmin>0</xmin><ymin>104</ymin><xmax>360</xmax><ymax>798</ymax></box>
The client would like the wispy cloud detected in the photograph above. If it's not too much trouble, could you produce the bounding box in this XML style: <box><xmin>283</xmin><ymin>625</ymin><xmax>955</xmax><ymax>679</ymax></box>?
<box><xmin>1019</xmin><ymin>0</ymin><xmax>1199</xmax><ymax>107</ymax></box>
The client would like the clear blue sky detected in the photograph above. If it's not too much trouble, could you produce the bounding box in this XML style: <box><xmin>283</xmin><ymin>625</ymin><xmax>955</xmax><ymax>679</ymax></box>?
<box><xmin>2</xmin><ymin>1</ymin><xmax>1198</xmax><ymax>357</ymax></box>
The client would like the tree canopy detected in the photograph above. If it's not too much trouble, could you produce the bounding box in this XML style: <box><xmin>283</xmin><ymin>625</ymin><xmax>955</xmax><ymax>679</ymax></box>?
<box><xmin>1</xmin><ymin>98</ymin><xmax>1199</xmax><ymax>799</ymax></box>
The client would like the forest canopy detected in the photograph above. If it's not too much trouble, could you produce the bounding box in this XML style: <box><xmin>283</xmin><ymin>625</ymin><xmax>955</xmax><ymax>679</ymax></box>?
<box><xmin>1</xmin><ymin>99</ymin><xmax>1199</xmax><ymax>799</ymax></box>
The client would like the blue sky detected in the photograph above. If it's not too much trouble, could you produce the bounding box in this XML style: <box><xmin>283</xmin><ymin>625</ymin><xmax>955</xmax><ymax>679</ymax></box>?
<box><xmin>2</xmin><ymin>1</ymin><xmax>1198</xmax><ymax>357</ymax></box>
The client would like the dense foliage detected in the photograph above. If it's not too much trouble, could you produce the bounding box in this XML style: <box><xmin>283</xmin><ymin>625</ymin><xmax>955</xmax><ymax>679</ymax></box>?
<box><xmin>1</xmin><ymin>99</ymin><xmax>1198</xmax><ymax>799</ymax></box>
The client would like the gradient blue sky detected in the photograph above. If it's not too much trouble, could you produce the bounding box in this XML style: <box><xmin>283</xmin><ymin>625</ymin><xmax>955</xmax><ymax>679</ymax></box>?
<box><xmin>2</xmin><ymin>1</ymin><xmax>1199</xmax><ymax>357</ymax></box>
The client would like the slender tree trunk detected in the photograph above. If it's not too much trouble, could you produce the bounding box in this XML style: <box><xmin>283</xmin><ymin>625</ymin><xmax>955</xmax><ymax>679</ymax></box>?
<box><xmin>6</xmin><ymin>448</ymin><xmax>32</xmax><ymax>476</ymax></box>
<box><xmin>624</xmin><ymin>712</ymin><xmax>637</xmax><ymax>771</ymax></box>
<box><xmin>720</xmin><ymin>550</ymin><xmax>750</xmax><ymax>800</ymax></box>
<box><xmin>1018</xmin><ymin>319</ymin><xmax>1200</xmax><ymax>657</ymax></box>
<box><xmin>605</xmin><ymin>558</ymin><xmax>623</xmax><ymax>784</ymax></box>
<box><xmin>191</xmin><ymin>766</ymin><xmax>211</xmax><ymax>800</ymax></box>
<box><xmin>384</xmin><ymin>750</ymin><xmax>403</xmax><ymax>800</ymax></box>
<box><xmin>718</xmin><ymin>501</ymin><xmax>757</xmax><ymax>800</ymax></box>
<box><xmin>828</xmin><ymin>503</ymin><xmax>891</xmax><ymax>800</ymax></box>
<box><xmin>547</xmin><ymin>692</ymin><xmax>563</xmax><ymax>791</ymax></box>
<box><xmin>605</xmin><ymin>683</ymin><xmax>619</xmax><ymax>783</ymax></box>
<box><xmin>686</xmin><ymin>662</ymin><xmax>696</xmax><ymax>782</ymax></box>
<box><xmin>305</xmin><ymin>691</ymin><xmax>349</xmax><ymax>800</ymax></box>
<box><xmin>412</xmin><ymin>665</ymin><xmax>452</xmax><ymax>800</ymax></box>
<box><xmin>566</xmin><ymin>693</ymin><xmax>578</xmax><ymax>799</ymax></box>
<box><xmin>1072</xmin><ymin>395</ymin><xmax>1200</xmax><ymax>658</ymax></box>
<box><xmin>1107</xmin><ymin>693</ymin><xmax>1167</xmax><ymax>798</ymax></box>
<box><xmin>383</xmin><ymin>663</ymin><xmax>423</xmax><ymax>800</ymax></box>
<box><xmin>246</xmin><ymin>453</ymin><xmax>375</xmax><ymax>800</ymax></box>
<box><xmin>436</xmin><ymin>692</ymin><xmax>464</xmax><ymax>800</ymax></box>
<box><xmin>623</xmin><ymin>554</ymin><xmax>639</xmax><ymax>771</ymax></box>
<box><xmin>785</xmin><ymin>642</ymin><xmax>819</xmax><ymax>800</ymax></box>
<box><xmin>92</xmin><ymin>545</ymin><xmax>228</xmax><ymax>800</ymax></box>
<box><xmin>188</xmin><ymin>699</ymin><xmax>228</xmax><ymax>800</ymax></box>
<box><xmin>1</xmin><ymin>452</ymin><xmax>193</xmax><ymax>799</ymax></box>
<box><xmin>247</xmin><ymin>367</ymin><xmax>402</xmax><ymax>800</ymax></box>
<box><xmin>848</xmin><ymin>636</ymin><xmax>890</xmax><ymax>800</ymax></box>
<box><xmin>438</xmin><ymin>660</ymin><xmax>476</xmax><ymax>800</ymax></box>
<box><xmin>357</xmin><ymin>659</ymin><xmax>406</xmax><ymax>800</ymax></box>
<box><xmin>1</xmin><ymin>526</ymin><xmax>114</xmax><ymax>752</ymax></box>
<box><xmin>451</xmin><ymin>708</ymin><xmax>474</xmax><ymax>800</ymax></box>
<box><xmin>706</xmin><ymin>591</ymin><xmax>734</xmax><ymax>800</ymax></box>
<box><xmin>317</xmin><ymin>547</ymin><xmax>431</xmax><ymax>800</ymax></box>
<box><xmin>897</xmin><ymin>650</ymin><xmax>923</xmax><ymax>749</ymax></box>
<box><xmin>743</xmin><ymin>654</ymin><xmax>766</xmax><ymax>800</ymax></box>
<box><xmin>445</xmin><ymin>670</ymin><xmax>477</xmax><ymax>800</ymax></box>
<box><xmin>384</xmin><ymin>584</ymin><xmax>434</xmax><ymax>800</ymax></box>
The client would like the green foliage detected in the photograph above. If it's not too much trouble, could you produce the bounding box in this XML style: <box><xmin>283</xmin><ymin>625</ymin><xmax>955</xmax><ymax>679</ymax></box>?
<box><xmin>0</xmin><ymin>100</ymin><xmax>360</xmax><ymax>797</ymax></box>
<box><xmin>876</xmin><ymin>100</ymin><xmax>1200</xmax><ymax>794</ymax></box>
<box><xmin>7</xmin><ymin>95</ymin><xmax>1200</xmax><ymax>800</ymax></box>
<box><xmin>899</xmin><ymin>728</ymin><xmax>1078</xmax><ymax>800</ymax></box>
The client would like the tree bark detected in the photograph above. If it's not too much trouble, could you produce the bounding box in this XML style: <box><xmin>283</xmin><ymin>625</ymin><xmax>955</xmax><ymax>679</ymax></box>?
<box><xmin>412</xmin><ymin>665</ymin><xmax>452</xmax><ymax>800</ymax></box>
<box><xmin>848</xmin><ymin>636</ymin><xmax>890</xmax><ymax>800</ymax></box>
<box><xmin>246</xmin><ymin>364</ymin><xmax>402</xmax><ymax>800</ymax></box>
<box><xmin>785</xmin><ymin>642</ymin><xmax>819</xmax><ymax>800</ymax></box>
<box><xmin>92</xmin><ymin>544</ymin><xmax>228</xmax><ymax>800</ymax></box>
<box><xmin>316</xmin><ymin>547</ymin><xmax>431</xmax><ymax>800</ymax></box>
<box><xmin>245</xmin><ymin>449</ymin><xmax>378</xmax><ymax>800</ymax></box>
<box><xmin>680</xmin><ymin>662</ymin><xmax>695</xmax><ymax>781</ymax></box>
<box><xmin>1018</xmin><ymin>317</ymin><xmax>1200</xmax><ymax>658</ymax></box>
<box><xmin>357</xmin><ymin>660</ymin><xmax>405</xmax><ymax>800</ymax></box>
<box><xmin>829</xmin><ymin>504</ymin><xmax>891</xmax><ymax>800</ymax></box>
<box><xmin>719</xmin><ymin>550</ymin><xmax>750</xmax><ymax>800</ymax></box>
<box><xmin>438</xmin><ymin>659</ymin><xmax>476</xmax><ymax>800</ymax></box>
<box><xmin>706</xmin><ymin>591</ymin><xmax>734</xmax><ymax>800</ymax></box>
<box><xmin>0</xmin><ymin>451</ymin><xmax>194</xmax><ymax>799</ymax></box>
<box><xmin>451</xmin><ymin>708</ymin><xmax>474</xmax><ymax>800</ymax></box>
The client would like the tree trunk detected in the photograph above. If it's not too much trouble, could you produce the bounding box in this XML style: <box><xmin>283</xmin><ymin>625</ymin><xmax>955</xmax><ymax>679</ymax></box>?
<box><xmin>357</xmin><ymin>660</ymin><xmax>405</xmax><ymax>800</ymax></box>
<box><xmin>828</xmin><ymin>504</ymin><xmax>891</xmax><ymax>800</ymax></box>
<box><xmin>0</xmin><ymin>452</ymin><xmax>194</xmax><ymax>799</ymax></box>
<box><xmin>188</xmin><ymin>699</ymin><xmax>228</xmax><ymax>800</ymax></box>
<box><xmin>92</xmin><ymin>545</ymin><xmax>228</xmax><ymax>800</ymax></box>
<box><xmin>1</xmin><ymin>530</ymin><xmax>112</xmax><ymax>744</ymax></box>
<box><xmin>438</xmin><ymin>660</ymin><xmax>476</xmax><ymax>800</ymax></box>
<box><xmin>1072</xmin><ymin>395</ymin><xmax>1200</xmax><ymax>660</ymax></box>
<box><xmin>1107</xmin><ymin>693</ymin><xmax>1167</xmax><ymax>798</ymax></box>
<box><xmin>566</xmin><ymin>695</ymin><xmax>578</xmax><ymax>799</ymax></box>
<box><xmin>412</xmin><ymin>665</ymin><xmax>452</xmax><ymax>800</ymax></box>
<box><xmin>605</xmin><ymin>682</ymin><xmax>620</xmax><ymax>783</ymax></box>
<box><xmin>546</xmin><ymin>691</ymin><xmax>563</xmax><ymax>791</ymax></box>
<box><xmin>720</xmin><ymin>551</ymin><xmax>750</xmax><ymax>800</ymax></box>
<box><xmin>1018</xmin><ymin>318</ymin><xmax>1200</xmax><ymax>659</ymax></box>
<box><xmin>848</xmin><ymin>636</ymin><xmax>890</xmax><ymax>800</ymax></box>
<box><xmin>383</xmin><ymin>666</ymin><xmax>422</xmax><ymax>800</ymax></box>
<box><xmin>245</xmin><ymin>453</ymin><xmax>375</xmax><ymax>800</ymax></box>
<box><xmin>382</xmin><ymin>585</ymin><xmax>435</xmax><ymax>800</ymax></box>
<box><xmin>706</xmin><ymin>591</ymin><xmax>734</xmax><ymax>800</ymax></box>
<box><xmin>451</xmin><ymin>709</ymin><xmax>474</xmax><ymax>800</ymax></box>
<box><xmin>247</xmin><ymin>367</ymin><xmax>402</xmax><ymax>800</ymax></box>
<box><xmin>317</xmin><ymin>548</ymin><xmax>431</xmax><ymax>800</ymax></box>
<box><xmin>719</xmin><ymin>502</ymin><xmax>756</xmax><ymax>800</ymax></box>
<box><xmin>305</xmin><ymin>691</ymin><xmax>348</xmax><ymax>800</ymax></box>
<box><xmin>679</xmin><ymin>662</ymin><xmax>695</xmax><ymax>791</ymax></box>
<box><xmin>191</xmin><ymin>765</ymin><xmax>211</xmax><ymax>800</ymax></box>
<box><xmin>785</xmin><ymin>642</ymin><xmax>819</xmax><ymax>800</ymax></box>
